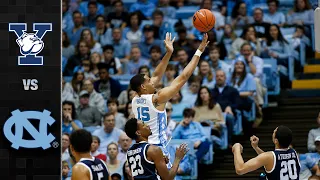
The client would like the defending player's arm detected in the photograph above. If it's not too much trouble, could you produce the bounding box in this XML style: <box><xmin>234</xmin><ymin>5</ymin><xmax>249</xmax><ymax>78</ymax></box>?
<box><xmin>148</xmin><ymin>144</ymin><xmax>188</xmax><ymax>180</ymax></box>
<box><xmin>71</xmin><ymin>164</ymin><xmax>90</xmax><ymax>180</ymax></box>
<box><xmin>153</xmin><ymin>33</ymin><xmax>210</xmax><ymax>105</ymax></box>
<box><xmin>232</xmin><ymin>143</ymin><xmax>273</xmax><ymax>175</ymax></box>
<box><xmin>250</xmin><ymin>135</ymin><xmax>265</xmax><ymax>155</ymax></box>
<box><xmin>151</xmin><ymin>33</ymin><xmax>175</xmax><ymax>86</ymax></box>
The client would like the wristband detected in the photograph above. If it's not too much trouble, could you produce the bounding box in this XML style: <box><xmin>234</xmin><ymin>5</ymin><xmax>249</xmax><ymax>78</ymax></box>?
<box><xmin>195</xmin><ymin>49</ymin><xmax>203</xmax><ymax>57</ymax></box>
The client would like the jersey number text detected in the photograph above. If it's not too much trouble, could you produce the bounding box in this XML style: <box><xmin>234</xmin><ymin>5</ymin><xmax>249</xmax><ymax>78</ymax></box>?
<box><xmin>137</xmin><ymin>107</ymin><xmax>150</xmax><ymax>121</ymax></box>
<box><xmin>280</xmin><ymin>159</ymin><xmax>298</xmax><ymax>180</ymax></box>
<box><xmin>129</xmin><ymin>155</ymin><xmax>145</xmax><ymax>176</ymax></box>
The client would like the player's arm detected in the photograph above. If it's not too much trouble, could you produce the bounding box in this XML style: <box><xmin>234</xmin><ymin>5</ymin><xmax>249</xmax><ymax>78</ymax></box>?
<box><xmin>151</xmin><ymin>33</ymin><xmax>175</xmax><ymax>86</ymax></box>
<box><xmin>71</xmin><ymin>164</ymin><xmax>90</xmax><ymax>180</ymax></box>
<box><xmin>232</xmin><ymin>143</ymin><xmax>273</xmax><ymax>175</ymax></box>
<box><xmin>250</xmin><ymin>135</ymin><xmax>265</xmax><ymax>155</ymax></box>
<box><xmin>152</xmin><ymin>34</ymin><xmax>209</xmax><ymax>105</ymax></box>
<box><xmin>148</xmin><ymin>144</ymin><xmax>188</xmax><ymax>180</ymax></box>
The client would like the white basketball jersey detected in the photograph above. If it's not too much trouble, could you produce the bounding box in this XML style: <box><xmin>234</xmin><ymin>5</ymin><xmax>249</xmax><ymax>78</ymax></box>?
<box><xmin>132</xmin><ymin>94</ymin><xmax>168</xmax><ymax>145</ymax></box>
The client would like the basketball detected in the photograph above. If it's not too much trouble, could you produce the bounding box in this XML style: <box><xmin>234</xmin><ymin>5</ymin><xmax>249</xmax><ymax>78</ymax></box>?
<box><xmin>193</xmin><ymin>9</ymin><xmax>215</xmax><ymax>32</ymax></box>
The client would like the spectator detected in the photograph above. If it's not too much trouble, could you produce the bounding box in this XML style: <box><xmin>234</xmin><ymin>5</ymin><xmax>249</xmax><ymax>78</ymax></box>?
<box><xmin>90</xmin><ymin>15</ymin><xmax>112</xmax><ymax>46</ymax></box>
<box><xmin>169</xmin><ymin>91</ymin><xmax>191</xmax><ymax>121</ymax></box>
<box><xmin>172</xmin><ymin>108</ymin><xmax>211</xmax><ymax>162</ymax></box>
<box><xmin>62</xmin><ymin>133</ymin><xmax>71</xmax><ymax>161</ymax></box>
<box><xmin>66</xmin><ymin>11</ymin><xmax>87</xmax><ymax>46</ymax></box>
<box><xmin>197</xmin><ymin>60</ymin><xmax>215</xmax><ymax>89</ymax></box>
<box><xmin>163</xmin><ymin>64</ymin><xmax>178</xmax><ymax>87</ymax></box>
<box><xmin>124</xmin><ymin>47</ymin><xmax>149</xmax><ymax>75</ymax></box>
<box><xmin>165</xmin><ymin>102</ymin><xmax>177</xmax><ymax>138</ymax></box>
<box><xmin>194</xmin><ymin>86</ymin><xmax>225</xmax><ymax>136</ymax></box>
<box><xmin>264</xmin><ymin>0</ymin><xmax>286</xmax><ymax>26</ymax></box>
<box><xmin>93</xmin><ymin>113</ymin><xmax>124</xmax><ymax>154</ymax></box>
<box><xmin>111</xmin><ymin>173</ymin><xmax>122</xmax><ymax>180</ymax></box>
<box><xmin>302</xmin><ymin>137</ymin><xmax>320</xmax><ymax>178</ymax></box>
<box><xmin>287</xmin><ymin>0</ymin><xmax>314</xmax><ymax>25</ymax></box>
<box><xmin>291</xmin><ymin>25</ymin><xmax>311</xmax><ymax>49</ymax></box>
<box><xmin>158</xmin><ymin>0</ymin><xmax>176</xmax><ymax>19</ymax></box>
<box><xmin>107</xmin><ymin>142</ymin><xmax>125</xmax><ymax>177</ymax></box>
<box><xmin>151</xmin><ymin>10</ymin><xmax>174</xmax><ymax>40</ymax></box>
<box><xmin>63</xmin><ymin>40</ymin><xmax>91</xmax><ymax>76</ymax></box>
<box><xmin>200</xmin><ymin>0</ymin><xmax>225</xmax><ymax>30</ymax></box>
<box><xmin>124</xmin><ymin>102</ymin><xmax>135</xmax><ymax>119</ymax></box>
<box><xmin>308</xmin><ymin>112</ymin><xmax>320</xmax><ymax>152</ymax></box>
<box><xmin>294</xmin><ymin>143</ymin><xmax>320</xmax><ymax>179</ymax></box>
<box><xmin>173</xmin><ymin>27</ymin><xmax>192</xmax><ymax>53</ymax></box>
<box><xmin>175</xmin><ymin>49</ymin><xmax>190</xmax><ymax>75</ymax></box>
<box><xmin>261</xmin><ymin>24</ymin><xmax>290</xmax><ymax>63</ymax></box>
<box><xmin>93</xmin><ymin>63</ymin><xmax>121</xmax><ymax>100</ymax></box>
<box><xmin>129</xmin><ymin>0</ymin><xmax>156</xmax><ymax>19</ymax></box>
<box><xmin>79</xmin><ymin>29</ymin><xmax>102</xmax><ymax>54</ymax></box>
<box><xmin>62</xmin><ymin>101</ymin><xmax>83</xmax><ymax>134</ymax></box>
<box><xmin>231</xmin><ymin>1</ymin><xmax>253</xmax><ymax>28</ymax></box>
<box><xmin>104</xmin><ymin>28</ymin><xmax>132</xmax><ymax>61</ymax></box>
<box><xmin>212</xmin><ymin>70</ymin><xmax>239</xmax><ymax>145</ymax></box>
<box><xmin>102</xmin><ymin>45</ymin><xmax>123</xmax><ymax>75</ymax></box>
<box><xmin>62</xmin><ymin>0</ymin><xmax>73</xmax><ymax>33</ymax></box>
<box><xmin>117</xmin><ymin>133</ymin><xmax>132</xmax><ymax>161</ymax></box>
<box><xmin>62</xmin><ymin>31</ymin><xmax>75</xmax><ymax>59</ymax></box>
<box><xmin>107</xmin><ymin>0</ymin><xmax>128</xmax><ymax>29</ymax></box>
<box><xmin>122</xmin><ymin>12</ymin><xmax>143</xmax><ymax>45</ymax></box>
<box><xmin>251</xmin><ymin>8</ymin><xmax>271</xmax><ymax>38</ymax></box>
<box><xmin>91</xmin><ymin>135</ymin><xmax>107</xmax><ymax>162</ymax></box>
<box><xmin>64</xmin><ymin>71</ymin><xmax>84</xmax><ymax>97</ymax></box>
<box><xmin>148</xmin><ymin>45</ymin><xmax>162</xmax><ymax>74</ymax></box>
<box><xmin>229</xmin><ymin>25</ymin><xmax>262</xmax><ymax>59</ymax></box>
<box><xmin>239</xmin><ymin>43</ymin><xmax>266</xmax><ymax>107</ymax></box>
<box><xmin>82</xmin><ymin>79</ymin><xmax>106</xmax><ymax>114</ymax></box>
<box><xmin>122</xmin><ymin>161</ymin><xmax>133</xmax><ymax>180</ymax></box>
<box><xmin>118</xmin><ymin>88</ymin><xmax>137</xmax><ymax>112</ymax></box>
<box><xmin>62</xmin><ymin>160</ymin><xmax>71</xmax><ymax>180</ymax></box>
<box><xmin>167</xmin><ymin>144</ymin><xmax>192</xmax><ymax>179</ymax></box>
<box><xmin>76</xmin><ymin>90</ymin><xmax>102</xmax><ymax>127</ymax></box>
<box><xmin>83</xmin><ymin>1</ymin><xmax>100</xmax><ymax>28</ymax></box>
<box><xmin>90</xmin><ymin>52</ymin><xmax>102</xmax><ymax>78</ymax></box>
<box><xmin>78</xmin><ymin>0</ymin><xmax>104</xmax><ymax>17</ymax></box>
<box><xmin>181</xmin><ymin>76</ymin><xmax>201</xmax><ymax>107</ymax></box>
<box><xmin>107</xmin><ymin>98</ymin><xmax>126</xmax><ymax>130</ymax></box>
<box><xmin>73</xmin><ymin>59</ymin><xmax>96</xmax><ymax>80</ymax></box>
<box><xmin>208</xmin><ymin>46</ymin><xmax>232</xmax><ymax>78</ymax></box>
<box><xmin>138</xmin><ymin>65</ymin><xmax>151</xmax><ymax>77</ymax></box>
<box><xmin>220</xmin><ymin>24</ymin><xmax>238</xmax><ymax>56</ymax></box>
<box><xmin>138</xmin><ymin>25</ymin><xmax>164</xmax><ymax>59</ymax></box>
<box><xmin>62</xmin><ymin>79</ymin><xmax>76</xmax><ymax>103</ymax></box>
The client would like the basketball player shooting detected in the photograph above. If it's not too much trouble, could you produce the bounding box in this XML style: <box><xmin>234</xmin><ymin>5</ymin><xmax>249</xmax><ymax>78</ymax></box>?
<box><xmin>130</xmin><ymin>33</ymin><xmax>209</xmax><ymax>167</ymax></box>
<box><xmin>232</xmin><ymin>126</ymin><xmax>301</xmax><ymax>180</ymax></box>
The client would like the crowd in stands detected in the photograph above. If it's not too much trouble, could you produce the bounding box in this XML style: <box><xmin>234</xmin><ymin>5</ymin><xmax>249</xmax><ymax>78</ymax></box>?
<box><xmin>62</xmin><ymin>0</ymin><xmax>315</xmax><ymax>179</ymax></box>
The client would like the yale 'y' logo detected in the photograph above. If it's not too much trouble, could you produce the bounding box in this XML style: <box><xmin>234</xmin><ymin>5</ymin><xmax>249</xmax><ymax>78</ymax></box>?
<box><xmin>3</xmin><ymin>109</ymin><xmax>56</xmax><ymax>150</ymax></box>
<box><xmin>9</xmin><ymin>23</ymin><xmax>52</xmax><ymax>66</ymax></box>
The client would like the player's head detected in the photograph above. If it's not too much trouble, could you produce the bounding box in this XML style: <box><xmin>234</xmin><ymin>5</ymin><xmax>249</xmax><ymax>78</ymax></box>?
<box><xmin>272</xmin><ymin>126</ymin><xmax>292</xmax><ymax>149</ymax></box>
<box><xmin>130</xmin><ymin>74</ymin><xmax>156</xmax><ymax>95</ymax></box>
<box><xmin>69</xmin><ymin>129</ymin><xmax>92</xmax><ymax>161</ymax></box>
<box><xmin>125</xmin><ymin>118</ymin><xmax>151</xmax><ymax>141</ymax></box>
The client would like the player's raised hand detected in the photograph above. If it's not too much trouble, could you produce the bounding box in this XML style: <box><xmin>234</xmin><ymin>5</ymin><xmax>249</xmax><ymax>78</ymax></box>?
<box><xmin>175</xmin><ymin>143</ymin><xmax>189</xmax><ymax>161</ymax></box>
<box><xmin>164</xmin><ymin>32</ymin><xmax>175</xmax><ymax>53</ymax></box>
<box><xmin>232</xmin><ymin>143</ymin><xmax>243</xmax><ymax>154</ymax></box>
<box><xmin>250</xmin><ymin>135</ymin><xmax>259</xmax><ymax>149</ymax></box>
<box><xmin>198</xmin><ymin>33</ymin><xmax>210</xmax><ymax>52</ymax></box>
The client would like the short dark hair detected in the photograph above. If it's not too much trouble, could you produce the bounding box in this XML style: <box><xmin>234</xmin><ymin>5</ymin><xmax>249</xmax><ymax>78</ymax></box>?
<box><xmin>69</xmin><ymin>129</ymin><xmax>92</xmax><ymax>153</ymax></box>
<box><xmin>188</xmin><ymin>75</ymin><xmax>201</xmax><ymax>84</ymax></box>
<box><xmin>240</xmin><ymin>42</ymin><xmax>252</xmax><ymax>50</ymax></box>
<box><xmin>183</xmin><ymin>108</ymin><xmax>195</xmax><ymax>118</ymax></box>
<box><xmin>103</xmin><ymin>112</ymin><xmax>114</xmax><ymax>120</ymax></box>
<box><xmin>103</xmin><ymin>45</ymin><xmax>114</xmax><ymax>52</ymax></box>
<box><xmin>275</xmin><ymin>126</ymin><xmax>293</xmax><ymax>148</ymax></box>
<box><xmin>88</xmin><ymin>1</ymin><xmax>97</xmax><ymax>7</ymax></box>
<box><xmin>92</xmin><ymin>135</ymin><xmax>101</xmax><ymax>144</ymax></box>
<box><xmin>107</xmin><ymin>98</ymin><xmax>119</xmax><ymax>106</ymax></box>
<box><xmin>111</xmin><ymin>173</ymin><xmax>122</xmax><ymax>179</ymax></box>
<box><xmin>72</xmin><ymin>10</ymin><xmax>81</xmax><ymax>17</ymax></box>
<box><xmin>125</xmin><ymin>118</ymin><xmax>138</xmax><ymax>140</ymax></box>
<box><xmin>150</xmin><ymin>45</ymin><xmax>161</xmax><ymax>54</ymax></box>
<box><xmin>152</xmin><ymin>9</ymin><xmax>164</xmax><ymax>18</ymax></box>
<box><xmin>62</xmin><ymin>101</ymin><xmax>76</xmax><ymax>119</ymax></box>
<box><xmin>97</xmin><ymin>62</ymin><xmax>110</xmax><ymax>71</ymax></box>
<box><xmin>130</xmin><ymin>74</ymin><xmax>145</xmax><ymax>93</ymax></box>
<box><xmin>267</xmin><ymin>0</ymin><xmax>279</xmax><ymax>6</ymax></box>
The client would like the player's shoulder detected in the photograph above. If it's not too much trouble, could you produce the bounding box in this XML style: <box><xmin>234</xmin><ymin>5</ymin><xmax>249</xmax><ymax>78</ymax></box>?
<box><xmin>72</xmin><ymin>162</ymin><xmax>89</xmax><ymax>173</ymax></box>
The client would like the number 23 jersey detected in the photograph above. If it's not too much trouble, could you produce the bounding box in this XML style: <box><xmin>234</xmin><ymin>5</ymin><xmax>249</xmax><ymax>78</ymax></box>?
<box><xmin>132</xmin><ymin>94</ymin><xmax>168</xmax><ymax>145</ymax></box>
<box><xmin>127</xmin><ymin>141</ymin><xmax>159</xmax><ymax>179</ymax></box>
<box><xmin>266</xmin><ymin>148</ymin><xmax>301</xmax><ymax>180</ymax></box>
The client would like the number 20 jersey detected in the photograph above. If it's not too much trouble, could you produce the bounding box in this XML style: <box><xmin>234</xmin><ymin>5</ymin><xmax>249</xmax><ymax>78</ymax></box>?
<box><xmin>132</xmin><ymin>94</ymin><xmax>168</xmax><ymax>146</ymax></box>
<box><xmin>265</xmin><ymin>148</ymin><xmax>301</xmax><ymax>180</ymax></box>
<box><xmin>127</xmin><ymin>141</ymin><xmax>159</xmax><ymax>179</ymax></box>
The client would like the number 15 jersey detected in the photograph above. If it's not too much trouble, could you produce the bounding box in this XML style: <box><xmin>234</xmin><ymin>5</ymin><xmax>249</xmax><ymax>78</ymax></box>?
<box><xmin>265</xmin><ymin>148</ymin><xmax>301</xmax><ymax>180</ymax></box>
<box><xmin>132</xmin><ymin>94</ymin><xmax>168</xmax><ymax>146</ymax></box>
<box><xmin>127</xmin><ymin>141</ymin><xmax>159</xmax><ymax>180</ymax></box>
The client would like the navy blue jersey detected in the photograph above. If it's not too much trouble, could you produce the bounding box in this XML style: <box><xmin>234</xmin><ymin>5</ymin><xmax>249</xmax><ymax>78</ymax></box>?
<box><xmin>127</xmin><ymin>141</ymin><xmax>159</xmax><ymax>180</ymax></box>
<box><xmin>266</xmin><ymin>148</ymin><xmax>301</xmax><ymax>180</ymax></box>
<box><xmin>77</xmin><ymin>157</ymin><xmax>109</xmax><ymax>180</ymax></box>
